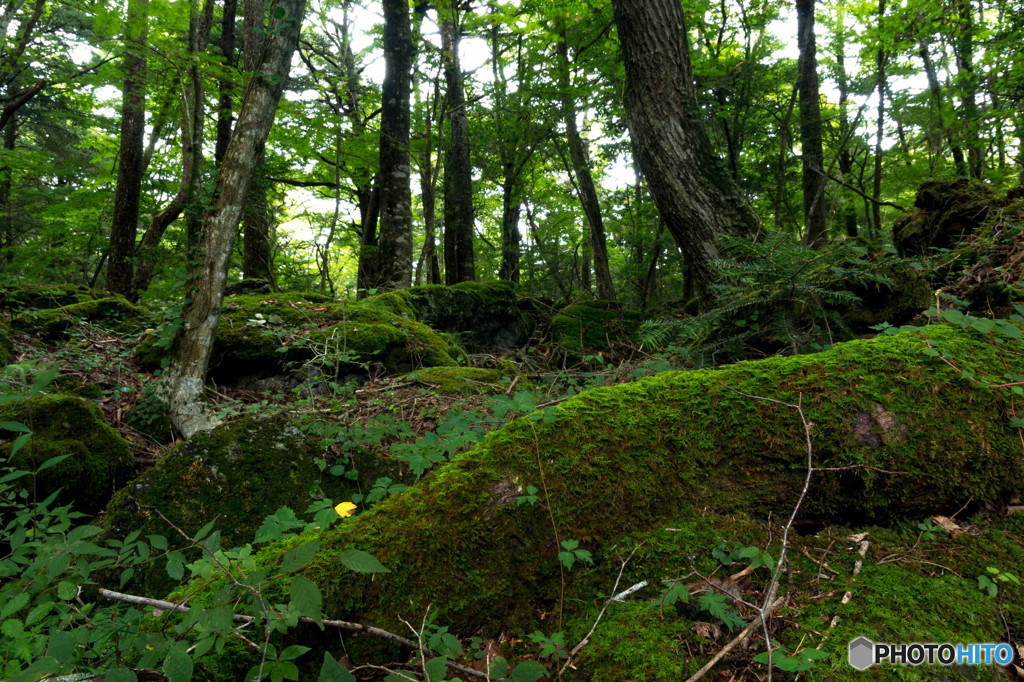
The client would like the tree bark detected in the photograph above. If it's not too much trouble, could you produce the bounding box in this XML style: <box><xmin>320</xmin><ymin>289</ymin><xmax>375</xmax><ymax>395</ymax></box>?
<box><xmin>556</xmin><ymin>33</ymin><xmax>615</xmax><ymax>300</ymax></box>
<box><xmin>106</xmin><ymin>0</ymin><xmax>149</xmax><ymax>297</ymax></box>
<box><xmin>374</xmin><ymin>0</ymin><xmax>415</xmax><ymax>290</ymax></box>
<box><xmin>952</xmin><ymin>0</ymin><xmax>984</xmax><ymax>179</ymax></box>
<box><xmin>167</xmin><ymin>0</ymin><xmax>306</xmax><ymax>438</ymax></box>
<box><xmin>611</xmin><ymin>0</ymin><xmax>759</xmax><ymax>305</ymax></box>
<box><xmin>440</xmin><ymin>2</ymin><xmax>475</xmax><ymax>285</ymax></box>
<box><xmin>796</xmin><ymin>0</ymin><xmax>827</xmax><ymax>247</ymax></box>
<box><xmin>240</xmin><ymin>0</ymin><xmax>274</xmax><ymax>282</ymax></box>
<box><xmin>214</xmin><ymin>0</ymin><xmax>238</xmax><ymax>167</ymax></box>
<box><xmin>918</xmin><ymin>40</ymin><xmax>966</xmax><ymax>176</ymax></box>
<box><xmin>871</xmin><ymin>0</ymin><xmax>886</xmax><ymax>243</ymax></box>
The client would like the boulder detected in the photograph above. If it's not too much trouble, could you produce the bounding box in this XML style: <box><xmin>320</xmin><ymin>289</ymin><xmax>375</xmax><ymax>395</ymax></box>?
<box><xmin>0</xmin><ymin>393</ymin><xmax>135</xmax><ymax>514</ymax></box>
<box><xmin>892</xmin><ymin>179</ymin><xmax>999</xmax><ymax>256</ymax></box>
<box><xmin>550</xmin><ymin>300</ymin><xmax>643</xmax><ymax>354</ymax></box>
<box><xmin>406</xmin><ymin>281</ymin><xmax>530</xmax><ymax>351</ymax></box>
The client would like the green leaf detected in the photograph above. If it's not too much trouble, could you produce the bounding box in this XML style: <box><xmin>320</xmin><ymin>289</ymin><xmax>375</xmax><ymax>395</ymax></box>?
<box><xmin>10</xmin><ymin>432</ymin><xmax>32</xmax><ymax>456</ymax></box>
<box><xmin>279</xmin><ymin>645</ymin><xmax>311</xmax><ymax>661</ymax></box>
<box><xmin>104</xmin><ymin>670</ymin><xmax>139</xmax><ymax>682</ymax></box>
<box><xmin>317</xmin><ymin>652</ymin><xmax>356</xmax><ymax>682</ymax></box>
<box><xmin>281</xmin><ymin>540</ymin><xmax>321</xmax><ymax>573</ymax></box>
<box><xmin>148</xmin><ymin>534</ymin><xmax>168</xmax><ymax>550</ymax></box>
<box><xmin>290</xmin><ymin>576</ymin><xmax>323</xmax><ymax>626</ymax></box>
<box><xmin>166</xmin><ymin>556</ymin><xmax>185</xmax><ymax>581</ymax></box>
<box><xmin>37</xmin><ymin>453</ymin><xmax>71</xmax><ymax>472</ymax></box>
<box><xmin>57</xmin><ymin>580</ymin><xmax>78</xmax><ymax>600</ymax></box>
<box><xmin>1</xmin><ymin>591</ymin><xmax>29</xmax><ymax>618</ymax></box>
<box><xmin>508</xmin><ymin>660</ymin><xmax>549</xmax><ymax>681</ymax></box>
<box><xmin>487</xmin><ymin>658</ymin><xmax>509</xmax><ymax>678</ymax></box>
<box><xmin>29</xmin><ymin>368</ymin><xmax>59</xmax><ymax>395</ymax></box>
<box><xmin>802</xmin><ymin>647</ymin><xmax>829</xmax><ymax>660</ymax></box>
<box><xmin>338</xmin><ymin>549</ymin><xmax>389</xmax><ymax>574</ymax></box>
<box><xmin>47</xmin><ymin>629</ymin><xmax>76</xmax><ymax>661</ymax></box>
<box><xmin>0</xmin><ymin>420</ymin><xmax>31</xmax><ymax>432</ymax></box>
<box><xmin>424</xmin><ymin>656</ymin><xmax>448</xmax><ymax>681</ymax></box>
<box><xmin>164</xmin><ymin>648</ymin><xmax>194</xmax><ymax>682</ymax></box>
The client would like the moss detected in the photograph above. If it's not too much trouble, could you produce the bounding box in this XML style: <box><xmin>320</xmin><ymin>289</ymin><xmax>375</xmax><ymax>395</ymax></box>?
<box><xmin>550</xmin><ymin>301</ymin><xmax>643</xmax><ymax>353</ymax></box>
<box><xmin>0</xmin><ymin>324</ymin><xmax>12</xmax><ymax>366</ymax></box>
<box><xmin>843</xmin><ymin>262</ymin><xmax>932</xmax><ymax>331</ymax></box>
<box><xmin>101</xmin><ymin>412</ymin><xmax>404</xmax><ymax>596</ymax></box>
<box><xmin>407</xmin><ymin>366</ymin><xmax>511</xmax><ymax>395</ymax></box>
<box><xmin>178</xmin><ymin>322</ymin><xmax>1024</xmax><ymax>667</ymax></box>
<box><xmin>0</xmin><ymin>283</ymin><xmax>98</xmax><ymax>311</ymax></box>
<box><xmin>406</xmin><ymin>280</ymin><xmax>529</xmax><ymax>351</ymax></box>
<box><xmin>12</xmin><ymin>296</ymin><xmax>150</xmax><ymax>339</ymax></box>
<box><xmin>0</xmin><ymin>393</ymin><xmax>134</xmax><ymax>514</ymax></box>
<box><xmin>893</xmin><ymin>179</ymin><xmax>999</xmax><ymax>257</ymax></box>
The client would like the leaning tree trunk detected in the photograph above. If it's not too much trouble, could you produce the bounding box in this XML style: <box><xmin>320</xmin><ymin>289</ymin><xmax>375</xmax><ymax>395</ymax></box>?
<box><xmin>167</xmin><ymin>0</ymin><xmax>306</xmax><ymax>438</ymax></box>
<box><xmin>611</xmin><ymin>0</ymin><xmax>760</xmax><ymax>305</ymax></box>
<box><xmin>796</xmin><ymin>0</ymin><xmax>827</xmax><ymax>247</ymax></box>
<box><xmin>440</xmin><ymin>3</ymin><xmax>475</xmax><ymax>285</ymax></box>
<box><xmin>374</xmin><ymin>0</ymin><xmax>415</xmax><ymax>290</ymax></box>
<box><xmin>106</xmin><ymin>0</ymin><xmax>149</xmax><ymax>298</ymax></box>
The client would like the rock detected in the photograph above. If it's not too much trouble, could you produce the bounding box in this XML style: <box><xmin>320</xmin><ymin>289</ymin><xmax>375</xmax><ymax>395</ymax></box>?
<box><xmin>406</xmin><ymin>281</ymin><xmax>530</xmax><ymax>351</ymax></box>
<box><xmin>102</xmin><ymin>412</ymin><xmax>404</xmax><ymax>595</ymax></box>
<box><xmin>0</xmin><ymin>283</ymin><xmax>98</xmax><ymax>311</ymax></box>
<box><xmin>892</xmin><ymin>179</ymin><xmax>999</xmax><ymax>257</ymax></box>
<box><xmin>841</xmin><ymin>260</ymin><xmax>932</xmax><ymax>332</ymax></box>
<box><xmin>11</xmin><ymin>295</ymin><xmax>150</xmax><ymax>340</ymax></box>
<box><xmin>407</xmin><ymin>366</ymin><xmax>514</xmax><ymax>395</ymax></box>
<box><xmin>550</xmin><ymin>300</ymin><xmax>643</xmax><ymax>354</ymax></box>
<box><xmin>0</xmin><ymin>393</ymin><xmax>135</xmax><ymax>514</ymax></box>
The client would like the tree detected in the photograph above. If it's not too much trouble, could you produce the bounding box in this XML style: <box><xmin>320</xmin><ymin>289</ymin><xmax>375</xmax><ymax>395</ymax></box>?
<box><xmin>167</xmin><ymin>0</ymin><xmax>306</xmax><ymax>437</ymax></box>
<box><xmin>611</xmin><ymin>0</ymin><xmax>760</xmax><ymax>304</ymax></box>
<box><xmin>796</xmin><ymin>0</ymin><xmax>827</xmax><ymax>246</ymax></box>
<box><xmin>105</xmin><ymin>0</ymin><xmax>149</xmax><ymax>297</ymax></box>
<box><xmin>440</xmin><ymin>0</ymin><xmax>475</xmax><ymax>285</ymax></box>
<box><xmin>374</xmin><ymin>0</ymin><xmax>416</xmax><ymax>290</ymax></box>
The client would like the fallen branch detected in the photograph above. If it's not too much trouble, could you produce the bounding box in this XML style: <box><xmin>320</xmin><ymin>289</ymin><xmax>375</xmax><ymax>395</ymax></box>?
<box><xmin>683</xmin><ymin>596</ymin><xmax>786</xmax><ymax>682</ymax></box>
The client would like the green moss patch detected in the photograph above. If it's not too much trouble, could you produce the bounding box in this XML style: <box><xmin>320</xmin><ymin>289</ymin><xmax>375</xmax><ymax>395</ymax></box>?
<box><xmin>0</xmin><ymin>393</ymin><xmax>134</xmax><ymax>514</ymax></box>
<box><xmin>406</xmin><ymin>280</ymin><xmax>529</xmax><ymax>351</ymax></box>
<box><xmin>407</xmin><ymin>366</ymin><xmax>512</xmax><ymax>395</ymax></box>
<box><xmin>11</xmin><ymin>295</ymin><xmax>149</xmax><ymax>339</ymax></box>
<box><xmin>179</xmin><ymin>324</ymin><xmax>1024</xmax><ymax>654</ymax></box>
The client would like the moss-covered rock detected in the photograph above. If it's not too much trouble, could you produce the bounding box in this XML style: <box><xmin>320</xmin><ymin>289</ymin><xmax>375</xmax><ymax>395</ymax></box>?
<box><xmin>0</xmin><ymin>393</ymin><xmax>134</xmax><ymax>514</ymax></box>
<box><xmin>842</xmin><ymin>261</ymin><xmax>933</xmax><ymax>331</ymax></box>
<box><xmin>0</xmin><ymin>283</ymin><xmax>98</xmax><ymax>311</ymax></box>
<box><xmin>550</xmin><ymin>300</ymin><xmax>643</xmax><ymax>353</ymax></box>
<box><xmin>892</xmin><ymin>179</ymin><xmax>999</xmax><ymax>257</ymax></box>
<box><xmin>406</xmin><ymin>280</ymin><xmax>530</xmax><ymax>351</ymax></box>
<box><xmin>0</xmin><ymin>323</ymin><xmax>12</xmax><ymax>366</ymax></box>
<box><xmin>181</xmin><ymin>323</ymin><xmax>1024</xmax><ymax>654</ymax></box>
<box><xmin>102</xmin><ymin>412</ymin><xmax>403</xmax><ymax>595</ymax></box>
<box><xmin>407</xmin><ymin>366</ymin><xmax>511</xmax><ymax>395</ymax></box>
<box><xmin>11</xmin><ymin>296</ymin><xmax>150</xmax><ymax>339</ymax></box>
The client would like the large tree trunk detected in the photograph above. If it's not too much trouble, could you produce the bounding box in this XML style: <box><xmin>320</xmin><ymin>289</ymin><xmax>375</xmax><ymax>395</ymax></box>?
<box><xmin>919</xmin><ymin>40</ymin><xmax>966</xmax><ymax>176</ymax></box>
<box><xmin>374</xmin><ymin>0</ymin><xmax>415</xmax><ymax>290</ymax></box>
<box><xmin>796</xmin><ymin>0</ymin><xmax>827</xmax><ymax>247</ymax></box>
<box><xmin>556</xmin><ymin>33</ymin><xmax>615</xmax><ymax>300</ymax></box>
<box><xmin>239</xmin><ymin>0</ymin><xmax>274</xmax><ymax>282</ymax></box>
<box><xmin>952</xmin><ymin>0</ymin><xmax>984</xmax><ymax>179</ymax></box>
<box><xmin>167</xmin><ymin>0</ymin><xmax>305</xmax><ymax>438</ymax></box>
<box><xmin>440</xmin><ymin>3</ymin><xmax>475</xmax><ymax>285</ymax></box>
<box><xmin>106</xmin><ymin>0</ymin><xmax>149</xmax><ymax>297</ymax></box>
<box><xmin>611</xmin><ymin>0</ymin><xmax>760</xmax><ymax>305</ymax></box>
<box><xmin>0</xmin><ymin>119</ymin><xmax>16</xmax><ymax>264</ymax></box>
<box><xmin>870</xmin><ymin>0</ymin><xmax>886</xmax><ymax>243</ymax></box>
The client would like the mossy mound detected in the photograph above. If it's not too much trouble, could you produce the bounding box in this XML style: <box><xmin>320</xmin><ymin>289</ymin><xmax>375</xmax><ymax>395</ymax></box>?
<box><xmin>0</xmin><ymin>393</ymin><xmax>134</xmax><ymax>514</ymax></box>
<box><xmin>102</xmin><ymin>412</ymin><xmax>402</xmax><ymax>595</ymax></box>
<box><xmin>11</xmin><ymin>296</ymin><xmax>150</xmax><ymax>339</ymax></box>
<box><xmin>0</xmin><ymin>324</ymin><xmax>12</xmax><ymax>366</ymax></box>
<box><xmin>182</xmin><ymin>324</ymin><xmax>1024</xmax><ymax>650</ymax></box>
<box><xmin>550</xmin><ymin>300</ymin><xmax>643</xmax><ymax>353</ymax></box>
<box><xmin>892</xmin><ymin>179</ymin><xmax>999</xmax><ymax>257</ymax></box>
<box><xmin>142</xmin><ymin>291</ymin><xmax>462</xmax><ymax>383</ymax></box>
<box><xmin>407</xmin><ymin>366</ymin><xmax>512</xmax><ymax>395</ymax></box>
<box><xmin>406</xmin><ymin>280</ymin><xmax>529</xmax><ymax>351</ymax></box>
<box><xmin>0</xmin><ymin>283</ymin><xmax>98</xmax><ymax>312</ymax></box>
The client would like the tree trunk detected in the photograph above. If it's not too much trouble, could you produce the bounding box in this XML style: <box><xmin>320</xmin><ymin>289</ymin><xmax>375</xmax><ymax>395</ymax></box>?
<box><xmin>611</xmin><ymin>0</ymin><xmax>760</xmax><ymax>304</ymax></box>
<box><xmin>214</xmin><ymin>0</ymin><xmax>238</xmax><ymax>167</ymax></box>
<box><xmin>416</xmin><ymin>77</ymin><xmax>442</xmax><ymax>285</ymax></box>
<box><xmin>0</xmin><ymin>119</ymin><xmax>16</xmax><ymax>264</ymax></box>
<box><xmin>796</xmin><ymin>0</ymin><xmax>827</xmax><ymax>247</ymax></box>
<box><xmin>833</xmin><ymin>17</ymin><xmax>858</xmax><ymax>238</ymax></box>
<box><xmin>374</xmin><ymin>0</ymin><xmax>415</xmax><ymax>290</ymax></box>
<box><xmin>952</xmin><ymin>0</ymin><xmax>984</xmax><ymax>179</ymax></box>
<box><xmin>106</xmin><ymin>0</ymin><xmax>149</xmax><ymax>297</ymax></box>
<box><xmin>167</xmin><ymin>0</ymin><xmax>305</xmax><ymax>438</ymax></box>
<box><xmin>355</xmin><ymin>178</ymin><xmax>381</xmax><ymax>295</ymax></box>
<box><xmin>440</xmin><ymin>3</ymin><xmax>475</xmax><ymax>285</ymax></box>
<box><xmin>240</xmin><ymin>0</ymin><xmax>274</xmax><ymax>282</ymax></box>
<box><xmin>870</xmin><ymin>0</ymin><xmax>886</xmax><ymax>244</ymax></box>
<box><xmin>556</xmin><ymin>34</ymin><xmax>615</xmax><ymax>300</ymax></box>
<box><xmin>919</xmin><ymin>40</ymin><xmax>966</xmax><ymax>176</ymax></box>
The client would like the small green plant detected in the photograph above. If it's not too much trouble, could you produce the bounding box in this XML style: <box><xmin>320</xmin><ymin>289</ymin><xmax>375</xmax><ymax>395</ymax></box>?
<box><xmin>711</xmin><ymin>539</ymin><xmax>776</xmax><ymax>571</ymax></box>
<box><xmin>754</xmin><ymin>644</ymin><xmax>828</xmax><ymax>672</ymax></box>
<box><xmin>527</xmin><ymin>630</ymin><xmax>568</xmax><ymax>660</ymax></box>
<box><xmin>516</xmin><ymin>485</ymin><xmax>539</xmax><ymax>506</ymax></box>
<box><xmin>977</xmin><ymin>566</ymin><xmax>1020</xmax><ymax>598</ymax></box>
<box><xmin>917</xmin><ymin>519</ymin><xmax>941</xmax><ymax>541</ymax></box>
<box><xmin>556</xmin><ymin>539</ymin><xmax>593</xmax><ymax>571</ymax></box>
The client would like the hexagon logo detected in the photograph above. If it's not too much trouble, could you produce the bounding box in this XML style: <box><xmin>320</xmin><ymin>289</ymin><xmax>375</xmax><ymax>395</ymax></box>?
<box><xmin>848</xmin><ymin>636</ymin><xmax>875</xmax><ymax>671</ymax></box>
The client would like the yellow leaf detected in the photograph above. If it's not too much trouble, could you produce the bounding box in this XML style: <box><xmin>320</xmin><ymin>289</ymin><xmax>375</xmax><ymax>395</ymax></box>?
<box><xmin>334</xmin><ymin>501</ymin><xmax>357</xmax><ymax>518</ymax></box>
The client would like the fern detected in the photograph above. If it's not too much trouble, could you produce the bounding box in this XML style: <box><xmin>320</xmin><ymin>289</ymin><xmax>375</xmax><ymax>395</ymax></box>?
<box><xmin>642</xmin><ymin>233</ymin><xmax>895</xmax><ymax>365</ymax></box>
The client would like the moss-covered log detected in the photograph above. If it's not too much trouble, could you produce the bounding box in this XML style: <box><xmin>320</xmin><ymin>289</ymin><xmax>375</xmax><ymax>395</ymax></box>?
<box><xmin>178</xmin><ymin>325</ymin><xmax>1024</xmax><ymax>641</ymax></box>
